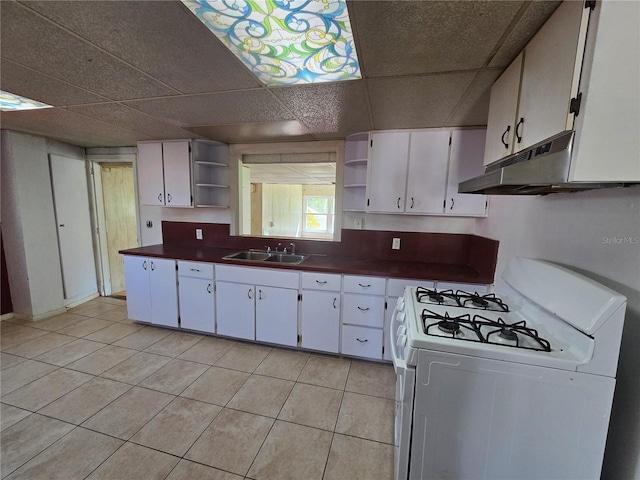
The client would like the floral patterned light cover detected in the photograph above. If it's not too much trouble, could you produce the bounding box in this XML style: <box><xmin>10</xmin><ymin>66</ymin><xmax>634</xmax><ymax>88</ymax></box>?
<box><xmin>0</xmin><ymin>91</ymin><xmax>52</xmax><ymax>111</ymax></box>
<box><xmin>181</xmin><ymin>0</ymin><xmax>361</xmax><ymax>85</ymax></box>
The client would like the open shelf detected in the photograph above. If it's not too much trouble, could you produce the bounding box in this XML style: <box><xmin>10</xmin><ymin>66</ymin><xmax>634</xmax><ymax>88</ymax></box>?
<box><xmin>343</xmin><ymin>133</ymin><xmax>369</xmax><ymax>212</ymax></box>
<box><xmin>192</xmin><ymin>140</ymin><xmax>230</xmax><ymax>208</ymax></box>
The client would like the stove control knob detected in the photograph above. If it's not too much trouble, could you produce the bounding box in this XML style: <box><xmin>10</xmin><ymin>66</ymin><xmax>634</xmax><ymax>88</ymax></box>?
<box><xmin>397</xmin><ymin>312</ymin><xmax>406</xmax><ymax>324</ymax></box>
<box><xmin>398</xmin><ymin>335</ymin><xmax>407</xmax><ymax>348</ymax></box>
<box><xmin>399</xmin><ymin>326</ymin><xmax>406</xmax><ymax>336</ymax></box>
<box><xmin>396</xmin><ymin>297</ymin><xmax>405</xmax><ymax>311</ymax></box>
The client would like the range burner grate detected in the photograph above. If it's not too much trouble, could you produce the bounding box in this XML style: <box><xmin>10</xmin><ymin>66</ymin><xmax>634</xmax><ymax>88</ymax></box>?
<box><xmin>415</xmin><ymin>287</ymin><xmax>510</xmax><ymax>312</ymax></box>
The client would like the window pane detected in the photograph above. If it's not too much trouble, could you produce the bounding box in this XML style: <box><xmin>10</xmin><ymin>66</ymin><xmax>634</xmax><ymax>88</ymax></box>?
<box><xmin>306</xmin><ymin>197</ymin><xmax>329</xmax><ymax>214</ymax></box>
<box><xmin>305</xmin><ymin>213</ymin><xmax>328</xmax><ymax>231</ymax></box>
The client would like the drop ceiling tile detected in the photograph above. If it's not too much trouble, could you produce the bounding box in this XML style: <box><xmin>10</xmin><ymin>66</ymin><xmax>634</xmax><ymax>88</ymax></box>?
<box><xmin>367</xmin><ymin>72</ymin><xmax>477</xmax><ymax>130</ymax></box>
<box><xmin>447</xmin><ymin>68</ymin><xmax>504</xmax><ymax>127</ymax></box>
<box><xmin>68</xmin><ymin>103</ymin><xmax>197</xmax><ymax>140</ymax></box>
<box><xmin>1</xmin><ymin>2</ymin><xmax>177</xmax><ymax>100</ymax></box>
<box><xmin>126</xmin><ymin>91</ymin><xmax>295</xmax><ymax>128</ymax></box>
<box><xmin>351</xmin><ymin>1</ymin><xmax>524</xmax><ymax>77</ymax></box>
<box><xmin>24</xmin><ymin>1</ymin><xmax>261</xmax><ymax>94</ymax></box>
<box><xmin>271</xmin><ymin>81</ymin><xmax>371</xmax><ymax>136</ymax></box>
<box><xmin>187</xmin><ymin>121</ymin><xmax>314</xmax><ymax>144</ymax></box>
<box><xmin>489</xmin><ymin>1</ymin><xmax>562</xmax><ymax>67</ymax></box>
<box><xmin>1</xmin><ymin>59</ymin><xmax>108</xmax><ymax>106</ymax></box>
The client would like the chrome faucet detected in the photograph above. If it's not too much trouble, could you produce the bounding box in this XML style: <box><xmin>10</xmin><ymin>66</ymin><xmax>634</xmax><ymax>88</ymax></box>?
<box><xmin>264</xmin><ymin>245</ymin><xmax>271</xmax><ymax>253</ymax></box>
<box><xmin>289</xmin><ymin>243</ymin><xmax>296</xmax><ymax>255</ymax></box>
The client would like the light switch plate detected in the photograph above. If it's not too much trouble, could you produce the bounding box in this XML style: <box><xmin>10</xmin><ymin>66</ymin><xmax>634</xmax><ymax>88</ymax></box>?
<box><xmin>392</xmin><ymin>238</ymin><xmax>401</xmax><ymax>250</ymax></box>
<box><xmin>196</xmin><ymin>228</ymin><xmax>203</xmax><ymax>240</ymax></box>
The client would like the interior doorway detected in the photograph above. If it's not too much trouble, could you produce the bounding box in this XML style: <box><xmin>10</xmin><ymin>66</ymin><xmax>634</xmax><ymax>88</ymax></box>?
<box><xmin>97</xmin><ymin>164</ymin><xmax>137</xmax><ymax>296</ymax></box>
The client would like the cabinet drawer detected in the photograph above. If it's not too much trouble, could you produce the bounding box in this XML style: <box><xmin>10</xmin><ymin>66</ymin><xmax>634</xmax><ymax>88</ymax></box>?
<box><xmin>387</xmin><ymin>278</ymin><xmax>434</xmax><ymax>298</ymax></box>
<box><xmin>342</xmin><ymin>293</ymin><xmax>385</xmax><ymax>328</ymax></box>
<box><xmin>178</xmin><ymin>261</ymin><xmax>214</xmax><ymax>279</ymax></box>
<box><xmin>341</xmin><ymin>325</ymin><xmax>383</xmax><ymax>360</ymax></box>
<box><xmin>301</xmin><ymin>272</ymin><xmax>341</xmax><ymax>291</ymax></box>
<box><xmin>343</xmin><ymin>275</ymin><xmax>386</xmax><ymax>295</ymax></box>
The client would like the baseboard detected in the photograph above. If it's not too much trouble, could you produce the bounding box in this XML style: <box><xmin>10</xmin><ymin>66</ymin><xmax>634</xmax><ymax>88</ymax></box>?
<box><xmin>0</xmin><ymin>312</ymin><xmax>15</xmax><ymax>321</ymax></box>
<box><xmin>64</xmin><ymin>292</ymin><xmax>100</xmax><ymax>309</ymax></box>
<box><xmin>14</xmin><ymin>307</ymin><xmax>67</xmax><ymax>322</ymax></box>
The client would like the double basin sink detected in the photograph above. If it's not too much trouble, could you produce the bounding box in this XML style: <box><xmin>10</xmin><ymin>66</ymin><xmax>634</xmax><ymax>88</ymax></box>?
<box><xmin>223</xmin><ymin>250</ymin><xmax>309</xmax><ymax>265</ymax></box>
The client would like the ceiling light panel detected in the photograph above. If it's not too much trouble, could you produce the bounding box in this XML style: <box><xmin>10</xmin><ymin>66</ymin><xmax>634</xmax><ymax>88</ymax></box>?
<box><xmin>181</xmin><ymin>0</ymin><xmax>361</xmax><ymax>86</ymax></box>
<box><xmin>0</xmin><ymin>90</ymin><xmax>53</xmax><ymax>111</ymax></box>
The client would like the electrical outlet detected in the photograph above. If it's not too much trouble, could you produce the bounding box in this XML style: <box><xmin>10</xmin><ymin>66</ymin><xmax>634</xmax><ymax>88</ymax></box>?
<box><xmin>392</xmin><ymin>237</ymin><xmax>401</xmax><ymax>250</ymax></box>
<box><xmin>195</xmin><ymin>228</ymin><xmax>203</xmax><ymax>240</ymax></box>
<box><xmin>354</xmin><ymin>218</ymin><xmax>364</xmax><ymax>229</ymax></box>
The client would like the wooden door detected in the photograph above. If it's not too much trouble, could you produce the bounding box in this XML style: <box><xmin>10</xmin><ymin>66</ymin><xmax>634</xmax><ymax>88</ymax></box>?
<box><xmin>49</xmin><ymin>154</ymin><xmax>98</xmax><ymax>303</ymax></box>
<box><xmin>101</xmin><ymin>165</ymin><xmax>137</xmax><ymax>294</ymax></box>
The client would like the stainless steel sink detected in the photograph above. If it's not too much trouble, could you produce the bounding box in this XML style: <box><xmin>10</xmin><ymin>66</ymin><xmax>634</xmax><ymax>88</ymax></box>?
<box><xmin>222</xmin><ymin>250</ymin><xmax>308</xmax><ymax>265</ymax></box>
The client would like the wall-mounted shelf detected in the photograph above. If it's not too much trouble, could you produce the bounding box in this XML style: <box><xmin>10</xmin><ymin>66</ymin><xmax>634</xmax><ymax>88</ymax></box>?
<box><xmin>192</xmin><ymin>141</ymin><xmax>230</xmax><ymax>208</ymax></box>
<box><xmin>343</xmin><ymin>132</ymin><xmax>369</xmax><ymax>212</ymax></box>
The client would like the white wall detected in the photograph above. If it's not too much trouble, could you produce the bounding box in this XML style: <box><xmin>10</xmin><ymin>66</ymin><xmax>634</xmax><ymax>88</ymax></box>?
<box><xmin>475</xmin><ymin>185</ymin><xmax>640</xmax><ymax>479</ymax></box>
<box><xmin>343</xmin><ymin>210</ymin><xmax>476</xmax><ymax>234</ymax></box>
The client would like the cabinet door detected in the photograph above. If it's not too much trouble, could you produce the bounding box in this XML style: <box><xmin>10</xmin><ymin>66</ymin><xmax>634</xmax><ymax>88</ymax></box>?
<box><xmin>162</xmin><ymin>141</ymin><xmax>192</xmax><ymax>207</ymax></box>
<box><xmin>483</xmin><ymin>53</ymin><xmax>523</xmax><ymax>166</ymax></box>
<box><xmin>137</xmin><ymin>143</ymin><xmax>165</xmax><ymax>205</ymax></box>
<box><xmin>123</xmin><ymin>256</ymin><xmax>151</xmax><ymax>323</ymax></box>
<box><xmin>518</xmin><ymin>0</ymin><xmax>589</xmax><ymax>151</ymax></box>
<box><xmin>366</xmin><ymin>132</ymin><xmax>410</xmax><ymax>213</ymax></box>
<box><xmin>149</xmin><ymin>258</ymin><xmax>178</xmax><ymax>328</ymax></box>
<box><xmin>446</xmin><ymin>129</ymin><xmax>488</xmax><ymax>216</ymax></box>
<box><xmin>255</xmin><ymin>286</ymin><xmax>298</xmax><ymax>347</ymax></box>
<box><xmin>179</xmin><ymin>276</ymin><xmax>215</xmax><ymax>333</ymax></box>
<box><xmin>301</xmin><ymin>290</ymin><xmax>340</xmax><ymax>353</ymax></box>
<box><xmin>405</xmin><ymin>130</ymin><xmax>450</xmax><ymax>214</ymax></box>
<box><xmin>216</xmin><ymin>281</ymin><xmax>255</xmax><ymax>340</ymax></box>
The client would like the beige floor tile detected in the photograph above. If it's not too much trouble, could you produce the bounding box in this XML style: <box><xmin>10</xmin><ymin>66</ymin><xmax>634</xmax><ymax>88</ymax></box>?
<box><xmin>131</xmin><ymin>397</ymin><xmax>221</xmax><ymax>456</ymax></box>
<box><xmin>64</xmin><ymin>345</ymin><xmax>137</xmax><ymax>375</ymax></box>
<box><xmin>278</xmin><ymin>382</ymin><xmax>343</xmax><ymax>431</ymax></box>
<box><xmin>1</xmin><ymin>326</ymin><xmax>48</xmax><ymax>349</ymax></box>
<box><xmin>227</xmin><ymin>374</ymin><xmax>294</xmax><ymax>418</ymax></box>
<box><xmin>144</xmin><ymin>331</ymin><xmax>205</xmax><ymax>357</ymax></box>
<box><xmin>254</xmin><ymin>348</ymin><xmax>310</xmax><ymax>381</ymax></box>
<box><xmin>139</xmin><ymin>359</ymin><xmax>209</xmax><ymax>394</ymax></box>
<box><xmin>185</xmin><ymin>408</ymin><xmax>273</xmax><ymax>476</ymax></box>
<box><xmin>0</xmin><ymin>404</ymin><xmax>31</xmax><ymax>432</ymax></box>
<box><xmin>1</xmin><ymin>353</ymin><xmax>26</xmax><ymax>371</ymax></box>
<box><xmin>166</xmin><ymin>459</ymin><xmax>243</xmax><ymax>480</ymax></box>
<box><xmin>298</xmin><ymin>354</ymin><xmax>351</xmax><ymax>390</ymax></box>
<box><xmin>0</xmin><ymin>360</ymin><xmax>58</xmax><ymax>395</ymax></box>
<box><xmin>335</xmin><ymin>392</ymin><xmax>394</xmax><ymax>444</ymax></box>
<box><xmin>180</xmin><ymin>366</ymin><xmax>250</xmax><ymax>406</ymax></box>
<box><xmin>81</xmin><ymin>386</ymin><xmax>173</xmax><ymax>440</ymax></box>
<box><xmin>2</xmin><ymin>368</ymin><xmax>93</xmax><ymax>412</ymax></box>
<box><xmin>323</xmin><ymin>433</ymin><xmax>394</xmax><ymax>480</ymax></box>
<box><xmin>101</xmin><ymin>351</ymin><xmax>172</xmax><ymax>384</ymax></box>
<box><xmin>83</xmin><ymin>323</ymin><xmax>143</xmax><ymax>344</ymax></box>
<box><xmin>6</xmin><ymin>426</ymin><xmax>122</xmax><ymax>480</ymax></box>
<box><xmin>215</xmin><ymin>343</ymin><xmax>272</xmax><ymax>373</ymax></box>
<box><xmin>39</xmin><ymin>377</ymin><xmax>132</xmax><ymax>425</ymax></box>
<box><xmin>93</xmin><ymin>306</ymin><xmax>128</xmax><ymax>322</ymax></box>
<box><xmin>56</xmin><ymin>318</ymin><xmax>113</xmax><ymax>338</ymax></box>
<box><xmin>178</xmin><ymin>336</ymin><xmax>236</xmax><ymax>365</ymax></box>
<box><xmin>3</xmin><ymin>333</ymin><xmax>76</xmax><ymax>359</ymax></box>
<box><xmin>0</xmin><ymin>414</ymin><xmax>75</xmax><ymax>478</ymax></box>
<box><xmin>31</xmin><ymin>314</ymin><xmax>88</xmax><ymax>332</ymax></box>
<box><xmin>69</xmin><ymin>302</ymin><xmax>121</xmax><ymax>318</ymax></box>
<box><xmin>85</xmin><ymin>442</ymin><xmax>179</xmax><ymax>480</ymax></box>
<box><xmin>346</xmin><ymin>360</ymin><xmax>396</xmax><ymax>399</ymax></box>
<box><xmin>0</xmin><ymin>321</ymin><xmax>26</xmax><ymax>333</ymax></box>
<box><xmin>34</xmin><ymin>339</ymin><xmax>105</xmax><ymax>367</ymax></box>
<box><xmin>112</xmin><ymin>326</ymin><xmax>172</xmax><ymax>350</ymax></box>
<box><xmin>98</xmin><ymin>297</ymin><xmax>127</xmax><ymax>306</ymax></box>
<box><xmin>248</xmin><ymin>420</ymin><xmax>332</xmax><ymax>480</ymax></box>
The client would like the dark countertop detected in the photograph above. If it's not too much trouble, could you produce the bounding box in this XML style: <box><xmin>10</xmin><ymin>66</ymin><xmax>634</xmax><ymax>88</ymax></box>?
<box><xmin>120</xmin><ymin>244</ymin><xmax>493</xmax><ymax>285</ymax></box>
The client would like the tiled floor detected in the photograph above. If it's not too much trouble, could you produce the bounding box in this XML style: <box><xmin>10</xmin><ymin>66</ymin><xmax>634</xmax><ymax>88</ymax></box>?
<box><xmin>0</xmin><ymin>296</ymin><xmax>395</xmax><ymax>480</ymax></box>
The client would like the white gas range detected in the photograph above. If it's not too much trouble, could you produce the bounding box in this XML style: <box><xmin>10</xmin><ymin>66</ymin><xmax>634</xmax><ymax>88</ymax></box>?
<box><xmin>390</xmin><ymin>257</ymin><xmax>627</xmax><ymax>480</ymax></box>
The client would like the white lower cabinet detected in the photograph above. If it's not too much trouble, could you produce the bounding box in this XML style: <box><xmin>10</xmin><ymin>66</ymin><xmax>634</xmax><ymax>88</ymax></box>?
<box><xmin>178</xmin><ymin>261</ymin><xmax>215</xmax><ymax>333</ymax></box>
<box><xmin>301</xmin><ymin>273</ymin><xmax>341</xmax><ymax>353</ymax></box>
<box><xmin>216</xmin><ymin>281</ymin><xmax>255</xmax><ymax>340</ymax></box>
<box><xmin>123</xmin><ymin>255</ymin><xmax>178</xmax><ymax>327</ymax></box>
<box><xmin>341</xmin><ymin>324</ymin><xmax>383</xmax><ymax>359</ymax></box>
<box><xmin>342</xmin><ymin>275</ymin><xmax>386</xmax><ymax>360</ymax></box>
<box><xmin>255</xmin><ymin>286</ymin><xmax>298</xmax><ymax>347</ymax></box>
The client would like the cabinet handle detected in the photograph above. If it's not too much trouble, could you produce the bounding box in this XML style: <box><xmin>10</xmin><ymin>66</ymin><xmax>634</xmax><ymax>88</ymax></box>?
<box><xmin>158</xmin><ymin>193</ymin><xmax>163</xmax><ymax>203</ymax></box>
<box><xmin>150</xmin><ymin>261</ymin><xmax>155</xmax><ymax>271</ymax></box>
<box><xmin>167</xmin><ymin>193</ymin><xmax>172</xmax><ymax>203</ymax></box>
<box><xmin>333</xmin><ymin>297</ymin><xmax>337</xmax><ymax>309</ymax></box>
<box><xmin>397</xmin><ymin>197</ymin><xmax>401</xmax><ymax>209</ymax></box>
<box><xmin>450</xmin><ymin>198</ymin><xmax>455</xmax><ymax>210</ymax></box>
<box><xmin>315</xmin><ymin>280</ymin><xmax>327</xmax><ymax>285</ymax></box>
<box><xmin>410</xmin><ymin>197</ymin><xmax>414</xmax><ymax>209</ymax></box>
<box><xmin>248</xmin><ymin>289</ymin><xmax>253</xmax><ymax>299</ymax></box>
<box><xmin>142</xmin><ymin>261</ymin><xmax>147</xmax><ymax>270</ymax></box>
<box><xmin>258</xmin><ymin>289</ymin><xmax>263</xmax><ymax>300</ymax></box>
<box><xmin>501</xmin><ymin>125</ymin><xmax>510</xmax><ymax>149</ymax></box>
<box><xmin>357</xmin><ymin>306</ymin><xmax>370</xmax><ymax>311</ymax></box>
<box><xmin>207</xmin><ymin>283</ymin><xmax>212</xmax><ymax>293</ymax></box>
<box><xmin>515</xmin><ymin>117</ymin><xmax>524</xmax><ymax>143</ymax></box>
<box><xmin>358</xmin><ymin>283</ymin><xmax>371</xmax><ymax>288</ymax></box>
<box><xmin>189</xmin><ymin>268</ymin><xmax>201</xmax><ymax>272</ymax></box>
<box><xmin>356</xmin><ymin>338</ymin><xmax>368</xmax><ymax>343</ymax></box>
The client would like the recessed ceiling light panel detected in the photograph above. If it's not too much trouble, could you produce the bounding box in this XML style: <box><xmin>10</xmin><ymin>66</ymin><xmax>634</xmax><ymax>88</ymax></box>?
<box><xmin>0</xmin><ymin>91</ymin><xmax>53</xmax><ymax>111</ymax></box>
<box><xmin>182</xmin><ymin>0</ymin><xmax>361</xmax><ymax>86</ymax></box>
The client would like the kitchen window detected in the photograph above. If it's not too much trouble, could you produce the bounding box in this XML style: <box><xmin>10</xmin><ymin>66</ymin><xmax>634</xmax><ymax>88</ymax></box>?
<box><xmin>303</xmin><ymin>196</ymin><xmax>335</xmax><ymax>238</ymax></box>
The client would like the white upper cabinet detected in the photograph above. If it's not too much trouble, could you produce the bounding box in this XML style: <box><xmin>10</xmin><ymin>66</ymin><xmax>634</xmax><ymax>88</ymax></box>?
<box><xmin>137</xmin><ymin>140</ymin><xmax>192</xmax><ymax>207</ymax></box>
<box><xmin>446</xmin><ymin>129</ymin><xmax>488</xmax><ymax>216</ymax></box>
<box><xmin>483</xmin><ymin>1</ymin><xmax>590</xmax><ymax>166</ymax></box>
<box><xmin>366</xmin><ymin>131</ymin><xmax>410</xmax><ymax>213</ymax></box>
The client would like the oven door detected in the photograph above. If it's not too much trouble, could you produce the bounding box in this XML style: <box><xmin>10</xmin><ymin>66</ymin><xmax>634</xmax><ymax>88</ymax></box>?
<box><xmin>390</xmin><ymin>302</ymin><xmax>415</xmax><ymax>480</ymax></box>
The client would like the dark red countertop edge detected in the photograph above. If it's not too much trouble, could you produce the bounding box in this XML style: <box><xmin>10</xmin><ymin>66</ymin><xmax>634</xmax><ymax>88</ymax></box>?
<box><xmin>119</xmin><ymin>221</ymin><xmax>498</xmax><ymax>285</ymax></box>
